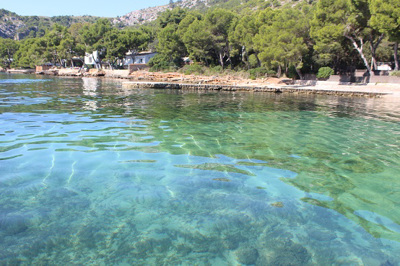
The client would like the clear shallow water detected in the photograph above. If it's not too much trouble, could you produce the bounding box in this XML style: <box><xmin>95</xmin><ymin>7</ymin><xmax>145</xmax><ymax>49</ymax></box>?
<box><xmin>1</xmin><ymin>74</ymin><xmax>400</xmax><ymax>265</ymax></box>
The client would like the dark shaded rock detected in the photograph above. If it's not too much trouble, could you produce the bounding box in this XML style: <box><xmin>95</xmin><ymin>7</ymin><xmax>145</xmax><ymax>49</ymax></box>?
<box><xmin>49</xmin><ymin>187</ymin><xmax>78</xmax><ymax>199</ymax></box>
<box><xmin>176</xmin><ymin>244</ymin><xmax>192</xmax><ymax>255</ymax></box>
<box><xmin>309</xmin><ymin>229</ymin><xmax>336</xmax><ymax>242</ymax></box>
<box><xmin>0</xmin><ymin>214</ymin><xmax>29</xmax><ymax>235</ymax></box>
<box><xmin>134</xmin><ymin>238</ymin><xmax>156</xmax><ymax>255</ymax></box>
<box><xmin>271</xmin><ymin>202</ymin><xmax>284</xmax><ymax>208</ymax></box>
<box><xmin>381</xmin><ymin>260</ymin><xmax>396</xmax><ymax>266</ymax></box>
<box><xmin>273</xmin><ymin>242</ymin><xmax>310</xmax><ymax>265</ymax></box>
<box><xmin>236</xmin><ymin>247</ymin><xmax>259</xmax><ymax>265</ymax></box>
<box><xmin>258</xmin><ymin>239</ymin><xmax>311</xmax><ymax>266</ymax></box>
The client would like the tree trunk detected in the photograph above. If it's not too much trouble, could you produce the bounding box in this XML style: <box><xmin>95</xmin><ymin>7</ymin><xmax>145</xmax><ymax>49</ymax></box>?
<box><xmin>295</xmin><ymin>67</ymin><xmax>303</xmax><ymax>80</ymax></box>
<box><xmin>285</xmin><ymin>64</ymin><xmax>289</xmax><ymax>77</ymax></box>
<box><xmin>255</xmin><ymin>53</ymin><xmax>261</xmax><ymax>67</ymax></box>
<box><xmin>97</xmin><ymin>58</ymin><xmax>102</xmax><ymax>70</ymax></box>
<box><xmin>241</xmin><ymin>46</ymin><xmax>249</xmax><ymax>69</ymax></box>
<box><xmin>394</xmin><ymin>42</ymin><xmax>399</xmax><ymax>71</ymax></box>
<box><xmin>369</xmin><ymin>33</ymin><xmax>385</xmax><ymax>72</ymax></box>
<box><xmin>227</xmin><ymin>50</ymin><xmax>233</xmax><ymax>70</ymax></box>
<box><xmin>345</xmin><ymin>35</ymin><xmax>373</xmax><ymax>76</ymax></box>
<box><xmin>7</xmin><ymin>48</ymin><xmax>11</xmax><ymax>68</ymax></box>
<box><xmin>277</xmin><ymin>65</ymin><xmax>282</xmax><ymax>78</ymax></box>
<box><xmin>219</xmin><ymin>51</ymin><xmax>224</xmax><ymax>69</ymax></box>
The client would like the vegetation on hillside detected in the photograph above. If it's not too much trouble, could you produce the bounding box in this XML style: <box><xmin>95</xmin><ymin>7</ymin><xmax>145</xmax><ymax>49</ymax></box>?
<box><xmin>0</xmin><ymin>8</ymin><xmax>101</xmax><ymax>39</ymax></box>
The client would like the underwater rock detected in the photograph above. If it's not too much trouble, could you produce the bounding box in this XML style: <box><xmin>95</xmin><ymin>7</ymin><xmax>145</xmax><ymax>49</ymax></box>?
<box><xmin>271</xmin><ymin>202</ymin><xmax>284</xmax><ymax>208</ymax></box>
<box><xmin>77</xmin><ymin>224</ymin><xmax>104</xmax><ymax>248</ymax></box>
<box><xmin>120</xmin><ymin>160</ymin><xmax>157</xmax><ymax>163</ymax></box>
<box><xmin>134</xmin><ymin>238</ymin><xmax>156</xmax><ymax>255</ymax></box>
<box><xmin>338</xmin><ymin>156</ymin><xmax>384</xmax><ymax>173</ymax></box>
<box><xmin>381</xmin><ymin>260</ymin><xmax>396</xmax><ymax>266</ymax></box>
<box><xmin>0</xmin><ymin>214</ymin><xmax>29</xmax><ymax>235</ymax></box>
<box><xmin>222</xmin><ymin>238</ymin><xmax>239</xmax><ymax>250</ymax></box>
<box><xmin>154</xmin><ymin>238</ymin><xmax>172</xmax><ymax>253</ymax></box>
<box><xmin>49</xmin><ymin>187</ymin><xmax>78</xmax><ymax>199</ymax></box>
<box><xmin>176</xmin><ymin>244</ymin><xmax>192</xmax><ymax>255</ymax></box>
<box><xmin>212</xmin><ymin>178</ymin><xmax>231</xmax><ymax>182</ymax></box>
<box><xmin>260</xmin><ymin>239</ymin><xmax>311</xmax><ymax>266</ymax></box>
<box><xmin>307</xmin><ymin>228</ymin><xmax>336</xmax><ymax>242</ymax></box>
<box><xmin>175</xmin><ymin>163</ymin><xmax>255</xmax><ymax>176</ymax></box>
<box><xmin>235</xmin><ymin>247</ymin><xmax>259</xmax><ymax>265</ymax></box>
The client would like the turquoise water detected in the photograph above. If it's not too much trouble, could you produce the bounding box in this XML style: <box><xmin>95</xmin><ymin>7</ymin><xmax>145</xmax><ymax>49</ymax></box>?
<box><xmin>1</xmin><ymin>74</ymin><xmax>400</xmax><ymax>265</ymax></box>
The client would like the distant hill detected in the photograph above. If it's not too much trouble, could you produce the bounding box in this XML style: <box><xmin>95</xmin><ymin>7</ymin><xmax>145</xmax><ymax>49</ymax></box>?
<box><xmin>1</xmin><ymin>0</ymin><xmax>296</xmax><ymax>39</ymax></box>
<box><xmin>113</xmin><ymin>0</ymin><xmax>209</xmax><ymax>27</ymax></box>
<box><xmin>113</xmin><ymin>0</ymin><xmax>300</xmax><ymax>27</ymax></box>
<box><xmin>0</xmin><ymin>9</ymin><xmax>100</xmax><ymax>39</ymax></box>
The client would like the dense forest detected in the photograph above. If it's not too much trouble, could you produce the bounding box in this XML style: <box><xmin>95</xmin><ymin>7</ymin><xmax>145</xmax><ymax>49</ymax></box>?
<box><xmin>0</xmin><ymin>0</ymin><xmax>399</xmax><ymax>78</ymax></box>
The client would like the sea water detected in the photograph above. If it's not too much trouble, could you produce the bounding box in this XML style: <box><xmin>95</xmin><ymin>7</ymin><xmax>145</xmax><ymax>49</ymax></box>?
<box><xmin>0</xmin><ymin>74</ymin><xmax>400</xmax><ymax>265</ymax></box>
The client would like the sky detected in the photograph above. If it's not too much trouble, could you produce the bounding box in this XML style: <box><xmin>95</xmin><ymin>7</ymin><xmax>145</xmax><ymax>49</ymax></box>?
<box><xmin>1</xmin><ymin>0</ymin><xmax>169</xmax><ymax>17</ymax></box>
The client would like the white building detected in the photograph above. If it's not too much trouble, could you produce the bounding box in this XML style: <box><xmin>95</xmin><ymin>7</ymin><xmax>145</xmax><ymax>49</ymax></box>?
<box><xmin>376</xmin><ymin>62</ymin><xmax>392</xmax><ymax>71</ymax></box>
<box><xmin>84</xmin><ymin>51</ymin><xmax>101</xmax><ymax>69</ymax></box>
<box><xmin>123</xmin><ymin>51</ymin><xmax>157</xmax><ymax>66</ymax></box>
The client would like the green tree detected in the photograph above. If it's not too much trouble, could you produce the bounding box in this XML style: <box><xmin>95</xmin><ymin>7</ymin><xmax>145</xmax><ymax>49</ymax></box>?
<box><xmin>255</xmin><ymin>7</ymin><xmax>309</xmax><ymax>78</ymax></box>
<box><xmin>79</xmin><ymin>18</ymin><xmax>113</xmax><ymax>51</ymax></box>
<box><xmin>157</xmin><ymin>24</ymin><xmax>187</xmax><ymax>64</ymax></box>
<box><xmin>0</xmin><ymin>38</ymin><xmax>19</xmax><ymax>69</ymax></box>
<box><xmin>370</xmin><ymin>0</ymin><xmax>400</xmax><ymax>70</ymax></box>
<box><xmin>177</xmin><ymin>11</ymin><xmax>203</xmax><ymax>36</ymax></box>
<box><xmin>182</xmin><ymin>19</ymin><xmax>214</xmax><ymax>65</ymax></box>
<box><xmin>231</xmin><ymin>14</ymin><xmax>261</xmax><ymax>68</ymax></box>
<box><xmin>157</xmin><ymin>7</ymin><xmax>187</xmax><ymax>29</ymax></box>
<box><xmin>102</xmin><ymin>28</ymin><xmax>150</xmax><ymax>68</ymax></box>
<box><xmin>76</xmin><ymin>19</ymin><xmax>113</xmax><ymax>68</ymax></box>
<box><xmin>204</xmin><ymin>8</ymin><xmax>238</xmax><ymax>68</ymax></box>
<box><xmin>312</xmin><ymin>0</ymin><xmax>384</xmax><ymax>75</ymax></box>
<box><xmin>13</xmin><ymin>38</ymin><xmax>48</xmax><ymax>68</ymax></box>
<box><xmin>58</xmin><ymin>37</ymin><xmax>76</xmax><ymax>67</ymax></box>
<box><xmin>44</xmin><ymin>24</ymin><xmax>69</xmax><ymax>65</ymax></box>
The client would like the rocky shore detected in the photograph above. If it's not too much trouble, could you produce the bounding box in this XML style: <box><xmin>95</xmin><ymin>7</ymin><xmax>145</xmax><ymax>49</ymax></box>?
<box><xmin>3</xmin><ymin>68</ymin><xmax>400</xmax><ymax>97</ymax></box>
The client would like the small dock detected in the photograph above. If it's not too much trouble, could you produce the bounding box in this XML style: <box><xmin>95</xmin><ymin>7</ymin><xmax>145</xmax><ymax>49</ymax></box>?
<box><xmin>122</xmin><ymin>81</ymin><xmax>391</xmax><ymax>97</ymax></box>
<box><xmin>6</xmin><ymin>69</ymin><xmax>35</xmax><ymax>74</ymax></box>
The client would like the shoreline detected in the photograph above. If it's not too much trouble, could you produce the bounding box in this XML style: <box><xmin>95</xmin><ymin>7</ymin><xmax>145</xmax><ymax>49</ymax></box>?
<box><xmin>121</xmin><ymin>81</ymin><xmax>391</xmax><ymax>97</ymax></box>
<box><xmin>3</xmin><ymin>68</ymin><xmax>400</xmax><ymax>97</ymax></box>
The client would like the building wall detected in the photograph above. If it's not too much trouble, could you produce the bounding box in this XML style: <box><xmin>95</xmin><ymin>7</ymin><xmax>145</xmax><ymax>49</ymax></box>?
<box><xmin>85</xmin><ymin>51</ymin><xmax>100</xmax><ymax>66</ymax></box>
<box><xmin>327</xmin><ymin>75</ymin><xmax>400</xmax><ymax>84</ymax></box>
<box><xmin>84</xmin><ymin>55</ymin><xmax>94</xmax><ymax>65</ymax></box>
<box><xmin>133</xmin><ymin>53</ymin><xmax>157</xmax><ymax>64</ymax></box>
<box><xmin>124</xmin><ymin>57</ymin><xmax>134</xmax><ymax>66</ymax></box>
<box><xmin>36</xmin><ymin>65</ymin><xmax>52</xmax><ymax>72</ymax></box>
<box><xmin>124</xmin><ymin>53</ymin><xmax>157</xmax><ymax>66</ymax></box>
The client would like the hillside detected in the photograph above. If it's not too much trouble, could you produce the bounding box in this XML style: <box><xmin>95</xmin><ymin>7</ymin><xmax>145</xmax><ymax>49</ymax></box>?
<box><xmin>0</xmin><ymin>9</ymin><xmax>24</xmax><ymax>39</ymax></box>
<box><xmin>113</xmin><ymin>0</ymin><xmax>297</xmax><ymax>27</ymax></box>
<box><xmin>1</xmin><ymin>0</ymin><xmax>296</xmax><ymax>38</ymax></box>
<box><xmin>113</xmin><ymin>0</ymin><xmax>209</xmax><ymax>27</ymax></box>
<box><xmin>0</xmin><ymin>9</ymin><xmax>100</xmax><ymax>39</ymax></box>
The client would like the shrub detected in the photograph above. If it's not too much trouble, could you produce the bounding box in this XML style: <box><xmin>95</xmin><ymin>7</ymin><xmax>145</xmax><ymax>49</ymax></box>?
<box><xmin>390</xmin><ymin>70</ymin><xmax>400</xmax><ymax>77</ymax></box>
<box><xmin>148</xmin><ymin>54</ymin><xmax>172</xmax><ymax>72</ymax></box>
<box><xmin>316</xmin><ymin>66</ymin><xmax>334</xmax><ymax>79</ymax></box>
<box><xmin>180</xmin><ymin>64</ymin><xmax>204</xmax><ymax>75</ymax></box>
<box><xmin>248</xmin><ymin>54</ymin><xmax>259</xmax><ymax>68</ymax></box>
<box><xmin>286</xmin><ymin>65</ymin><xmax>299</xmax><ymax>79</ymax></box>
<box><xmin>210</xmin><ymin>65</ymin><xmax>222</xmax><ymax>73</ymax></box>
<box><xmin>266</xmin><ymin>69</ymin><xmax>277</xmax><ymax>77</ymax></box>
<box><xmin>249</xmin><ymin>67</ymin><xmax>269</xmax><ymax>80</ymax></box>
